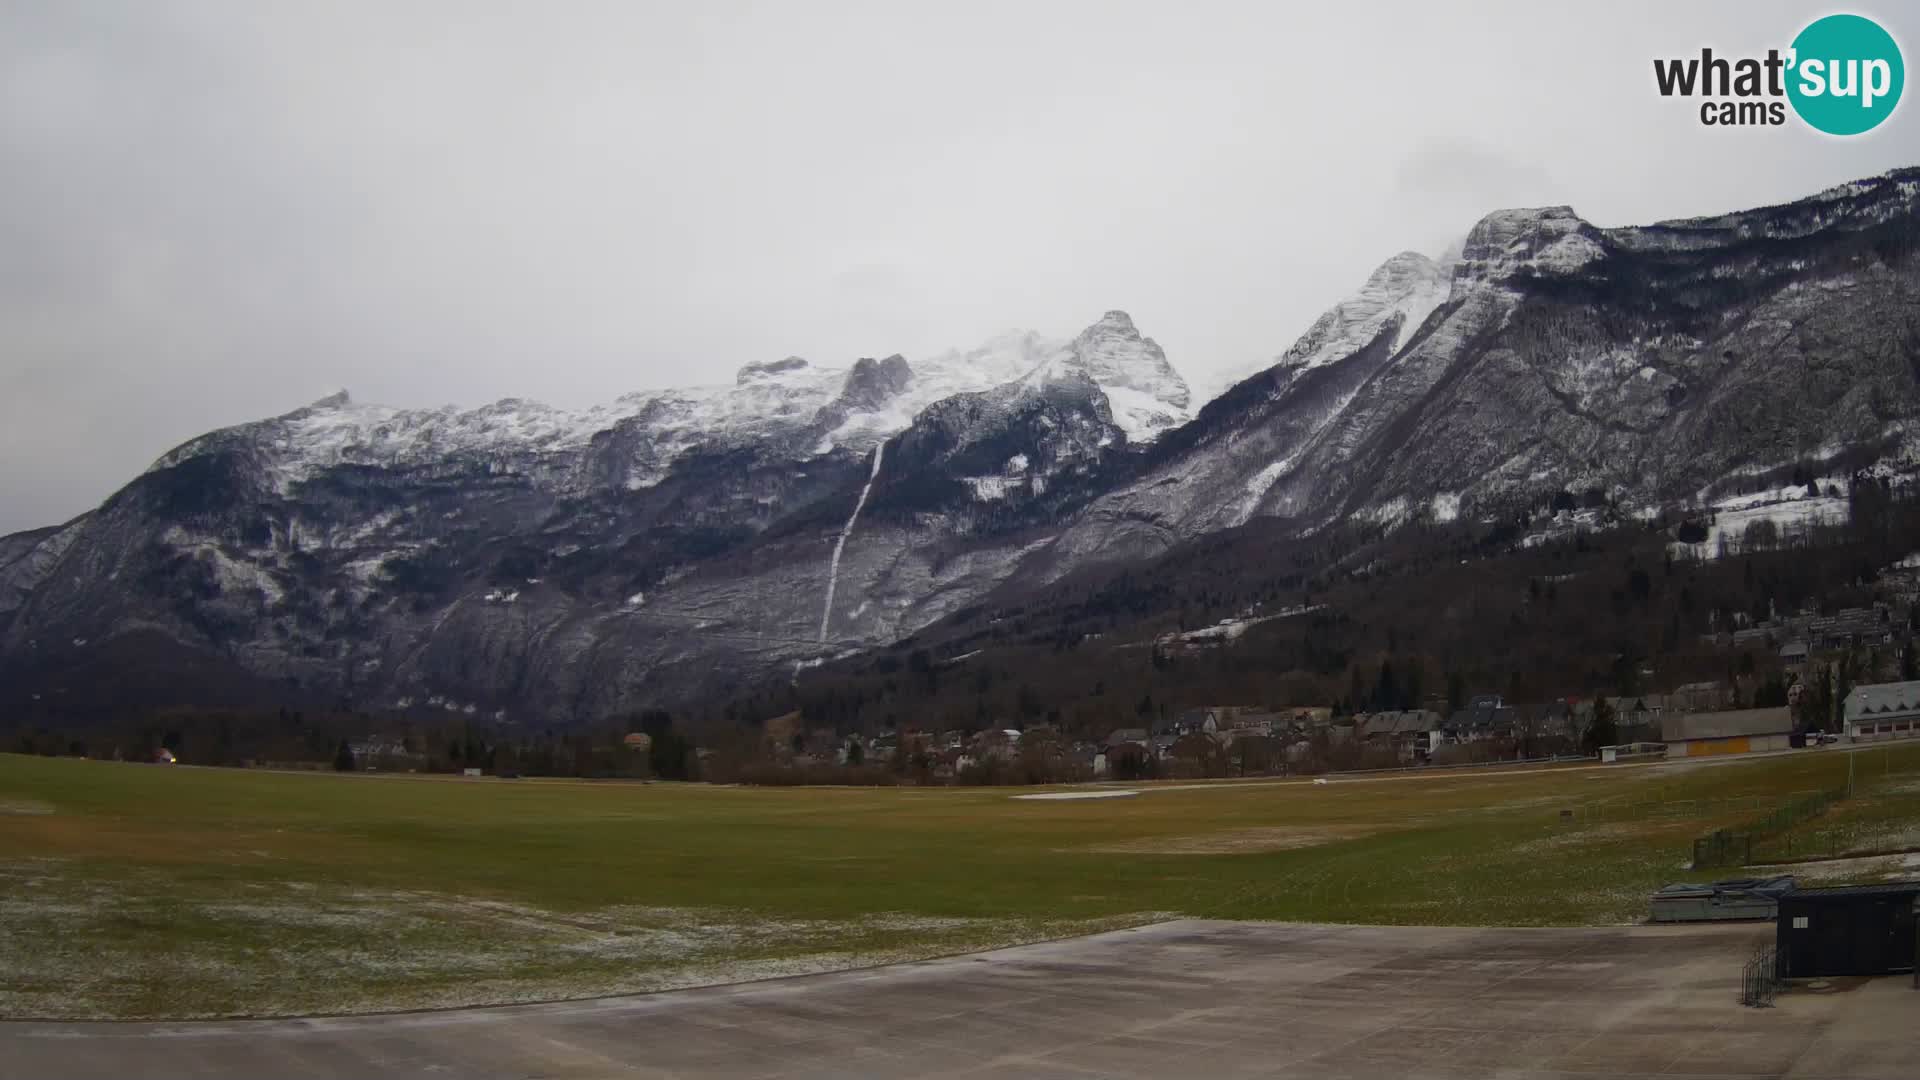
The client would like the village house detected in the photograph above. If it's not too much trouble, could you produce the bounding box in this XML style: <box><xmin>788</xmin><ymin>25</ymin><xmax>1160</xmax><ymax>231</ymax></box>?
<box><xmin>1227</xmin><ymin>711</ymin><xmax>1285</xmax><ymax>738</ymax></box>
<box><xmin>348</xmin><ymin>737</ymin><xmax>416</xmax><ymax>765</ymax></box>
<box><xmin>1806</xmin><ymin>605</ymin><xmax>1894</xmax><ymax>651</ymax></box>
<box><xmin>1669</xmin><ymin>682</ymin><xmax>1728</xmax><ymax>714</ymax></box>
<box><xmin>1704</xmin><ymin>603</ymin><xmax>1901</xmax><ymax>655</ymax></box>
<box><xmin>1510</xmin><ymin>701</ymin><xmax>1580</xmax><ymax>754</ymax></box>
<box><xmin>1605</xmin><ymin>696</ymin><xmax>1676</xmax><ymax>744</ymax></box>
<box><xmin>1446</xmin><ymin>695</ymin><xmax>1514</xmax><ymax>742</ymax></box>
<box><xmin>1167</xmin><ymin>705</ymin><xmax>1285</xmax><ymax>738</ymax></box>
<box><xmin>1355</xmin><ymin>711</ymin><xmax>1444</xmax><ymax>762</ymax></box>
<box><xmin>1843</xmin><ymin>680</ymin><xmax>1920</xmax><ymax>743</ymax></box>
<box><xmin>1163</xmin><ymin>709</ymin><xmax>1219</xmax><ymax>737</ymax></box>
<box><xmin>969</xmin><ymin>728</ymin><xmax>1021</xmax><ymax>760</ymax></box>
<box><xmin>1779</xmin><ymin>639</ymin><xmax>1811</xmax><ymax>674</ymax></box>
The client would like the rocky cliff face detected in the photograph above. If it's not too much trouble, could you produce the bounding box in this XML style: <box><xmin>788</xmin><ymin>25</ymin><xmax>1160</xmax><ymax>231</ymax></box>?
<box><xmin>6</xmin><ymin>169</ymin><xmax>1919</xmax><ymax>720</ymax></box>
<box><xmin>1035</xmin><ymin>171</ymin><xmax>1920</xmax><ymax>576</ymax></box>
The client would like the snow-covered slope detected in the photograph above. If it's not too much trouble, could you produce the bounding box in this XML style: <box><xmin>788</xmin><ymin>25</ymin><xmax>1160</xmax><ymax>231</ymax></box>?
<box><xmin>1208</xmin><ymin>250</ymin><xmax>1456</xmax><ymax>397</ymax></box>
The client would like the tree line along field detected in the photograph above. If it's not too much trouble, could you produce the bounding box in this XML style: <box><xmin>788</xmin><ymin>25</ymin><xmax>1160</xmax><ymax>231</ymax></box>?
<box><xmin>1</xmin><ymin>745</ymin><xmax>1917</xmax><ymax>1019</ymax></box>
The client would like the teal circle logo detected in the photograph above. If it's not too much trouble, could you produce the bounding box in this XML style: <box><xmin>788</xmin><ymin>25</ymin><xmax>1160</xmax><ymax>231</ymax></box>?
<box><xmin>1787</xmin><ymin>14</ymin><xmax>1904</xmax><ymax>135</ymax></box>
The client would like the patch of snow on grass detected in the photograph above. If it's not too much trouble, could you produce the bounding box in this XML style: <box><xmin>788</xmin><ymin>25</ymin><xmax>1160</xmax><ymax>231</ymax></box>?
<box><xmin>0</xmin><ymin>867</ymin><xmax>1165</xmax><ymax>1020</ymax></box>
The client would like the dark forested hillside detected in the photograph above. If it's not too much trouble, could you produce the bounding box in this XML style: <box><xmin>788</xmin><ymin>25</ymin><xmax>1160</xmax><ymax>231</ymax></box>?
<box><xmin>9</xmin><ymin>475</ymin><xmax>1918</xmax><ymax>778</ymax></box>
<box><xmin>733</xmin><ymin>476</ymin><xmax>1920</xmax><ymax>744</ymax></box>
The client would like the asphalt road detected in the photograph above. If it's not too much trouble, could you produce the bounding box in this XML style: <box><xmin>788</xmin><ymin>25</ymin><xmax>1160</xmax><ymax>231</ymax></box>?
<box><xmin>4</xmin><ymin>920</ymin><xmax>1912</xmax><ymax>1079</ymax></box>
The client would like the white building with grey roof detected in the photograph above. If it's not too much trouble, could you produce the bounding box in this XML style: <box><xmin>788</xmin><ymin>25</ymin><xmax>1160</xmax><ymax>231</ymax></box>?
<box><xmin>1843</xmin><ymin>681</ymin><xmax>1920</xmax><ymax>743</ymax></box>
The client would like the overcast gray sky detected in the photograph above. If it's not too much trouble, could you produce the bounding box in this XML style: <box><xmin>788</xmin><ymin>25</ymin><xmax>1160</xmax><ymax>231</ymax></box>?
<box><xmin>2</xmin><ymin>0</ymin><xmax>1915</xmax><ymax>534</ymax></box>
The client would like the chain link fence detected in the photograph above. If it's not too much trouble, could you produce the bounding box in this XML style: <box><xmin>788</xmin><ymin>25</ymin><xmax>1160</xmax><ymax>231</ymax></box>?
<box><xmin>1692</xmin><ymin>788</ymin><xmax>1847</xmax><ymax>869</ymax></box>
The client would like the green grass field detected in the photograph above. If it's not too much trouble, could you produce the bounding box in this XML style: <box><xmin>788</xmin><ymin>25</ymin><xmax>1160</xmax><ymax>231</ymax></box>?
<box><xmin>3</xmin><ymin>746</ymin><xmax>1918</xmax><ymax>1019</ymax></box>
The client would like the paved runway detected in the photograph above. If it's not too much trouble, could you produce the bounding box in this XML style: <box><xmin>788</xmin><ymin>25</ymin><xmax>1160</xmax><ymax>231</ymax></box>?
<box><xmin>3</xmin><ymin>920</ymin><xmax>1913</xmax><ymax>1079</ymax></box>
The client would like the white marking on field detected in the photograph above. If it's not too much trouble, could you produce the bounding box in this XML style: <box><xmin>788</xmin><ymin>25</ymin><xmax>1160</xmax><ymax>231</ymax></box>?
<box><xmin>1011</xmin><ymin>790</ymin><xmax>1141</xmax><ymax>801</ymax></box>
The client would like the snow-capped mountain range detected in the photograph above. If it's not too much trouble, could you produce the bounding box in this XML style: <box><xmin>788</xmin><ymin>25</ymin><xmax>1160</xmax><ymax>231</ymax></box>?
<box><xmin>153</xmin><ymin>311</ymin><xmax>1191</xmax><ymax>499</ymax></box>
<box><xmin>5</xmin><ymin>168</ymin><xmax>1920</xmax><ymax>720</ymax></box>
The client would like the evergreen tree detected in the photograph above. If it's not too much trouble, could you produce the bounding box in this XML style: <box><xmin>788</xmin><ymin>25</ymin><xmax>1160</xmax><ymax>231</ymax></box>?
<box><xmin>1835</xmin><ymin>653</ymin><xmax>1857</xmax><ymax>732</ymax></box>
<box><xmin>1372</xmin><ymin>660</ymin><xmax>1399</xmax><ymax>711</ymax></box>
<box><xmin>1584</xmin><ymin>698</ymin><xmax>1617</xmax><ymax>754</ymax></box>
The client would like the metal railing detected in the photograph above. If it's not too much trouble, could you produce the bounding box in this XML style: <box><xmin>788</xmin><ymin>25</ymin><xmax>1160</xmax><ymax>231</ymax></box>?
<box><xmin>1741</xmin><ymin>944</ymin><xmax>1782</xmax><ymax>1007</ymax></box>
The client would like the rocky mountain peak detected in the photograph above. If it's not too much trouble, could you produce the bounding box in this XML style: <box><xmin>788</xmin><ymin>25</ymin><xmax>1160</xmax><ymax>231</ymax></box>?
<box><xmin>1262</xmin><ymin>248</ymin><xmax>1455</xmax><ymax>380</ymax></box>
<box><xmin>1061</xmin><ymin>311</ymin><xmax>1189</xmax><ymax>406</ymax></box>
<box><xmin>831</xmin><ymin>354</ymin><xmax>914</xmax><ymax>414</ymax></box>
<box><xmin>1368</xmin><ymin>251</ymin><xmax>1441</xmax><ymax>289</ymax></box>
<box><xmin>736</xmin><ymin>356</ymin><xmax>811</xmax><ymax>384</ymax></box>
<box><xmin>1455</xmin><ymin>205</ymin><xmax>1603</xmax><ymax>282</ymax></box>
<box><xmin>1035</xmin><ymin>311</ymin><xmax>1192</xmax><ymax>442</ymax></box>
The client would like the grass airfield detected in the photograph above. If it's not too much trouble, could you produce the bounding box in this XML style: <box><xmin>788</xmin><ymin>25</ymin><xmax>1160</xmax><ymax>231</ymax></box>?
<box><xmin>2</xmin><ymin>746</ymin><xmax>1915</xmax><ymax>1019</ymax></box>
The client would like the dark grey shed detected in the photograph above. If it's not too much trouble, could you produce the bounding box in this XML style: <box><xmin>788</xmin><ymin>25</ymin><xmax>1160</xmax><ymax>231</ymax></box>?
<box><xmin>1774</xmin><ymin>882</ymin><xmax>1920</xmax><ymax>979</ymax></box>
